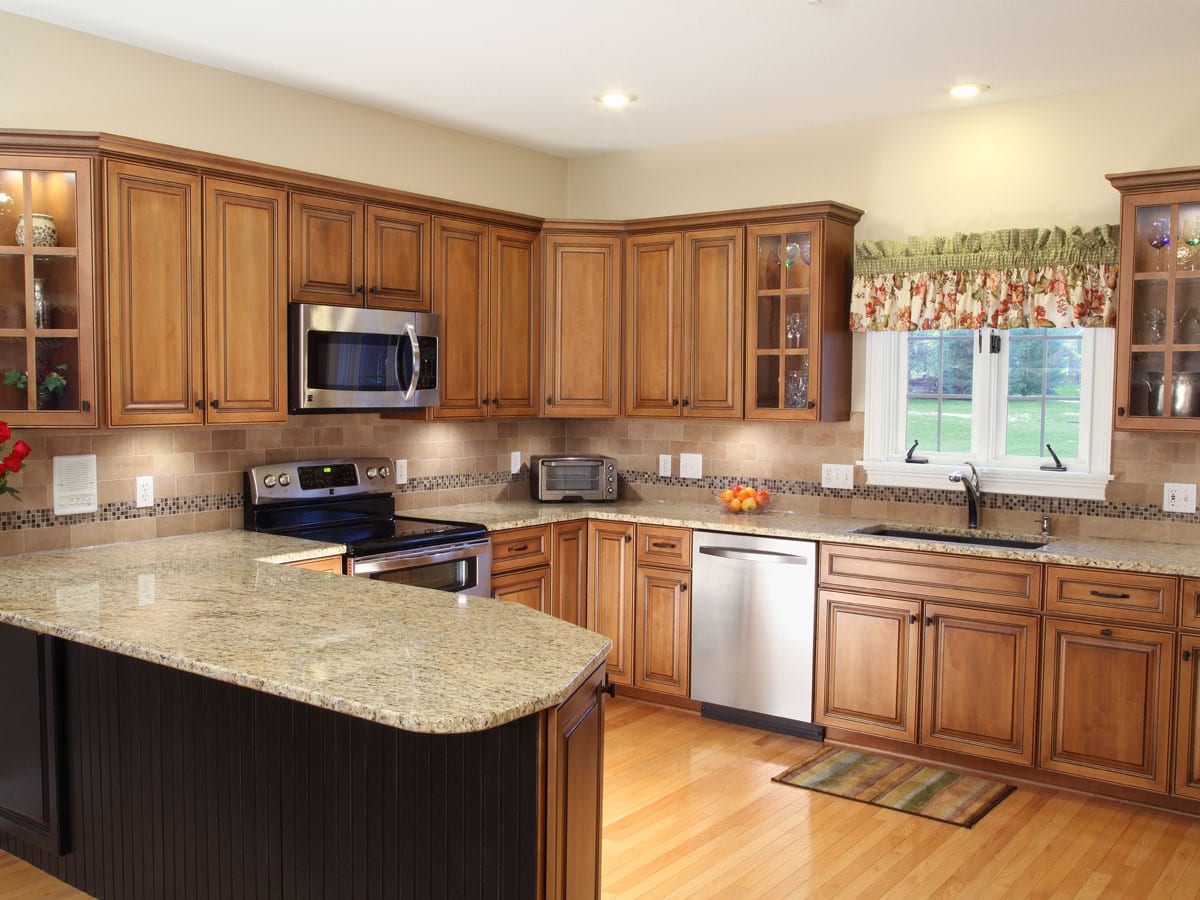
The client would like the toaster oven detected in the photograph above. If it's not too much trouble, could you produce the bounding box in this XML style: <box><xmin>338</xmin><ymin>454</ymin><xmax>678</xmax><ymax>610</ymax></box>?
<box><xmin>529</xmin><ymin>455</ymin><xmax>618</xmax><ymax>502</ymax></box>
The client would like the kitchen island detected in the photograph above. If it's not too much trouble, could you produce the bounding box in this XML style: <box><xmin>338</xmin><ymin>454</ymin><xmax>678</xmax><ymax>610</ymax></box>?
<box><xmin>0</xmin><ymin>531</ymin><xmax>611</xmax><ymax>899</ymax></box>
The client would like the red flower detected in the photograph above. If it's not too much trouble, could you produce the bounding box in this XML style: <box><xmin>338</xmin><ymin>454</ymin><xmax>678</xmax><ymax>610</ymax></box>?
<box><xmin>0</xmin><ymin>421</ymin><xmax>9</xmax><ymax>443</ymax></box>
<box><xmin>5</xmin><ymin>453</ymin><xmax>22</xmax><ymax>473</ymax></box>
<box><xmin>0</xmin><ymin>459</ymin><xmax>6</xmax><ymax>476</ymax></box>
<box><xmin>11</xmin><ymin>439</ymin><xmax>29</xmax><ymax>459</ymax></box>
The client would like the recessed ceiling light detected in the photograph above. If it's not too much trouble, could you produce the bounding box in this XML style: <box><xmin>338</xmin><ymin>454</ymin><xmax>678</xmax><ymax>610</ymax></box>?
<box><xmin>949</xmin><ymin>83</ymin><xmax>990</xmax><ymax>99</ymax></box>
<box><xmin>595</xmin><ymin>91</ymin><xmax>637</xmax><ymax>109</ymax></box>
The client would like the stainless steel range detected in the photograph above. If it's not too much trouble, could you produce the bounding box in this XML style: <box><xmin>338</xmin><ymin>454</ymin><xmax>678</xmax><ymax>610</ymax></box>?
<box><xmin>243</xmin><ymin>457</ymin><xmax>492</xmax><ymax>596</ymax></box>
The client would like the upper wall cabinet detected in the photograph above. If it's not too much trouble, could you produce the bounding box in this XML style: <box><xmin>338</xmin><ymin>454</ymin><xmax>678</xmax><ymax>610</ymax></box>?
<box><xmin>543</xmin><ymin>231</ymin><xmax>622</xmax><ymax>417</ymax></box>
<box><xmin>0</xmin><ymin>155</ymin><xmax>98</xmax><ymax>426</ymax></box>
<box><xmin>1108</xmin><ymin>167</ymin><xmax>1200</xmax><ymax>432</ymax></box>
<box><xmin>745</xmin><ymin>211</ymin><xmax>858</xmax><ymax>422</ymax></box>
<box><xmin>289</xmin><ymin>192</ymin><xmax>431</xmax><ymax>311</ymax></box>
<box><xmin>624</xmin><ymin>227</ymin><xmax>744</xmax><ymax>418</ymax></box>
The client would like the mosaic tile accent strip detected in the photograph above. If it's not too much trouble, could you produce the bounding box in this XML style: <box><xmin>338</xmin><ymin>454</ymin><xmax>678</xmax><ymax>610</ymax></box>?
<box><xmin>394</xmin><ymin>472</ymin><xmax>526</xmax><ymax>494</ymax></box>
<box><xmin>0</xmin><ymin>492</ymin><xmax>242</xmax><ymax>532</ymax></box>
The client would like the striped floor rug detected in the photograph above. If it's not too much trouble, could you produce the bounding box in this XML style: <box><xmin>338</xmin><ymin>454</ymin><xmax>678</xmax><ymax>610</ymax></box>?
<box><xmin>772</xmin><ymin>747</ymin><xmax>1015</xmax><ymax>828</ymax></box>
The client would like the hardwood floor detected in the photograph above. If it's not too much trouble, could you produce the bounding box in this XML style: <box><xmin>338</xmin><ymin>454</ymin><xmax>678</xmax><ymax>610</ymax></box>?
<box><xmin>3</xmin><ymin>696</ymin><xmax>1200</xmax><ymax>898</ymax></box>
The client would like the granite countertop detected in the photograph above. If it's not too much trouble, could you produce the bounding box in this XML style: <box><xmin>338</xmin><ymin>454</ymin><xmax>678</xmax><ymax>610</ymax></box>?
<box><xmin>0</xmin><ymin>531</ymin><xmax>610</xmax><ymax>735</ymax></box>
<box><xmin>417</xmin><ymin>498</ymin><xmax>1200</xmax><ymax>578</ymax></box>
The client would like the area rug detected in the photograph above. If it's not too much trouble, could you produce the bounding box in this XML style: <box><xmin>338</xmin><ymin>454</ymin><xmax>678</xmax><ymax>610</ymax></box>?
<box><xmin>772</xmin><ymin>747</ymin><xmax>1015</xmax><ymax>828</ymax></box>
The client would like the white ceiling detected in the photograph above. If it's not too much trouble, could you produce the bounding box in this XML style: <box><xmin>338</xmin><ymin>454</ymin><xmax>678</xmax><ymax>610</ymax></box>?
<box><xmin>3</xmin><ymin>0</ymin><xmax>1200</xmax><ymax>159</ymax></box>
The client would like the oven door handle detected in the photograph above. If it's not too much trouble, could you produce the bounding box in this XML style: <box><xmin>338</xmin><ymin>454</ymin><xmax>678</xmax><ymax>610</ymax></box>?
<box><xmin>349</xmin><ymin>540</ymin><xmax>486</xmax><ymax>576</ymax></box>
<box><xmin>402</xmin><ymin>322</ymin><xmax>421</xmax><ymax>403</ymax></box>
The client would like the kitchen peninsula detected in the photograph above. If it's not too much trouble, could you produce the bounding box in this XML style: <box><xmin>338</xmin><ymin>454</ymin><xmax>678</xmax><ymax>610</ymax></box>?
<box><xmin>0</xmin><ymin>531</ymin><xmax>611</xmax><ymax>899</ymax></box>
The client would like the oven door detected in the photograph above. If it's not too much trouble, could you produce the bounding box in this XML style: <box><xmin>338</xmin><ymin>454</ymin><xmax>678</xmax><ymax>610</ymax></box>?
<box><xmin>346</xmin><ymin>539</ymin><xmax>492</xmax><ymax>597</ymax></box>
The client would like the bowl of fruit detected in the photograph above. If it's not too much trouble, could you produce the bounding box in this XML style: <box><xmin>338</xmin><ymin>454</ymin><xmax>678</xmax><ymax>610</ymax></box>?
<box><xmin>715</xmin><ymin>484</ymin><xmax>771</xmax><ymax>514</ymax></box>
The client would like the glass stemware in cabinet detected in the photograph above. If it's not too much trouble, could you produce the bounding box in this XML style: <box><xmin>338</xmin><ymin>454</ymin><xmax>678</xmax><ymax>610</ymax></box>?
<box><xmin>1148</xmin><ymin>217</ymin><xmax>1171</xmax><ymax>271</ymax></box>
<box><xmin>1185</xmin><ymin>217</ymin><xmax>1200</xmax><ymax>271</ymax></box>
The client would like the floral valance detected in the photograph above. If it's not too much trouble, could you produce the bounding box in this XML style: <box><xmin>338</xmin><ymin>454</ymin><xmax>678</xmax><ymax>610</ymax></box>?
<box><xmin>850</xmin><ymin>225</ymin><xmax>1120</xmax><ymax>332</ymax></box>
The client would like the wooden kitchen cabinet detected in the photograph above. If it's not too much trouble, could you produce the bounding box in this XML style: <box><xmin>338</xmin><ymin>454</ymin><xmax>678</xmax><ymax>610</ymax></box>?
<box><xmin>289</xmin><ymin>192</ymin><xmax>431</xmax><ymax>311</ymax></box>
<box><xmin>624</xmin><ymin>227</ymin><xmax>744</xmax><ymax>418</ymax></box>
<box><xmin>542</xmin><ymin>231</ymin><xmax>622</xmax><ymax>417</ymax></box>
<box><xmin>1176</xmin><ymin>634</ymin><xmax>1200</xmax><ymax>800</ymax></box>
<box><xmin>492</xmin><ymin>567</ymin><xmax>551</xmax><ymax>611</ymax></box>
<box><xmin>744</xmin><ymin>209</ymin><xmax>859</xmax><ymax>421</ymax></box>
<box><xmin>0</xmin><ymin>155</ymin><xmax>97</xmax><ymax>426</ymax></box>
<box><xmin>491</xmin><ymin>523</ymin><xmax>552</xmax><ymax>611</ymax></box>
<box><xmin>1045</xmin><ymin>564</ymin><xmax>1177</xmax><ymax>627</ymax></box>
<box><xmin>814</xmin><ymin>589</ymin><xmax>921</xmax><ymax>742</ymax></box>
<box><xmin>551</xmin><ymin>520</ymin><xmax>588</xmax><ymax>626</ymax></box>
<box><xmin>634</xmin><ymin>565</ymin><xmax>691</xmax><ymax>698</ymax></box>
<box><xmin>285</xmin><ymin>555</ymin><xmax>343</xmax><ymax>573</ymax></box>
<box><xmin>921</xmin><ymin>603</ymin><xmax>1039</xmax><ymax>766</ymax></box>
<box><xmin>1107</xmin><ymin>167</ymin><xmax>1200</xmax><ymax>432</ymax></box>
<box><xmin>105</xmin><ymin>160</ymin><xmax>204</xmax><ymax>426</ymax></box>
<box><xmin>587</xmin><ymin>520</ymin><xmax>635</xmax><ymax>685</ymax></box>
<box><xmin>1180</xmin><ymin>578</ymin><xmax>1200</xmax><ymax>630</ymax></box>
<box><xmin>432</xmin><ymin>216</ymin><xmax>489</xmax><ymax>417</ymax></box>
<box><xmin>1039</xmin><ymin>617</ymin><xmax>1174</xmax><ymax>792</ymax></box>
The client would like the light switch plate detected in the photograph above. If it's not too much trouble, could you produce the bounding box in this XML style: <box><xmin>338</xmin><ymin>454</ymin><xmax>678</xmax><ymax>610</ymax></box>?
<box><xmin>679</xmin><ymin>453</ymin><xmax>702</xmax><ymax>479</ymax></box>
<box><xmin>394</xmin><ymin>459</ymin><xmax>408</xmax><ymax>485</ymax></box>
<box><xmin>510</xmin><ymin>451</ymin><xmax>522</xmax><ymax>474</ymax></box>
<box><xmin>1164</xmin><ymin>482</ymin><xmax>1197</xmax><ymax>513</ymax></box>
<box><xmin>658</xmin><ymin>454</ymin><xmax>672</xmax><ymax>477</ymax></box>
<box><xmin>821</xmin><ymin>463</ymin><xmax>855</xmax><ymax>490</ymax></box>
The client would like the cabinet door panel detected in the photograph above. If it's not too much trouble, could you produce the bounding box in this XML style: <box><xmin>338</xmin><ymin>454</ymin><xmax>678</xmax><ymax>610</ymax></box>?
<box><xmin>289</xmin><ymin>192</ymin><xmax>362</xmax><ymax>305</ymax></box>
<box><xmin>432</xmin><ymin>217</ymin><xmax>488</xmax><ymax>418</ymax></box>
<box><xmin>684</xmin><ymin>227</ymin><xmax>743</xmax><ymax>417</ymax></box>
<box><xmin>624</xmin><ymin>232</ymin><xmax>682</xmax><ymax>416</ymax></box>
<box><xmin>490</xmin><ymin>226</ymin><xmax>539</xmax><ymax>416</ymax></box>
<box><xmin>204</xmin><ymin>178</ymin><xmax>287</xmax><ymax>424</ymax></box>
<box><xmin>365</xmin><ymin>205</ymin><xmax>430</xmax><ymax>311</ymax></box>
<box><xmin>814</xmin><ymin>590</ymin><xmax>920</xmax><ymax>742</ymax></box>
<box><xmin>587</xmin><ymin>521</ymin><xmax>635</xmax><ymax>685</ymax></box>
<box><xmin>1183</xmin><ymin>578</ymin><xmax>1200</xmax><ymax>630</ymax></box>
<box><xmin>551</xmin><ymin>520</ymin><xmax>588</xmax><ymax>627</ymax></box>
<box><xmin>1039</xmin><ymin>618</ymin><xmax>1172</xmax><ymax>791</ymax></box>
<box><xmin>921</xmin><ymin>603</ymin><xmax>1038</xmax><ymax>765</ymax></box>
<box><xmin>634</xmin><ymin>566</ymin><xmax>690</xmax><ymax>697</ymax></box>
<box><xmin>491</xmin><ymin>567</ymin><xmax>549</xmax><ymax>612</ymax></box>
<box><xmin>1177</xmin><ymin>638</ymin><xmax>1200</xmax><ymax>799</ymax></box>
<box><xmin>106</xmin><ymin>161</ymin><xmax>203</xmax><ymax>425</ymax></box>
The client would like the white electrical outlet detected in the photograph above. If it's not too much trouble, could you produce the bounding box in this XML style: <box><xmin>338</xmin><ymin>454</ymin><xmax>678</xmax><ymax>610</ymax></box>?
<box><xmin>1164</xmin><ymin>482</ymin><xmax>1197</xmax><ymax>514</ymax></box>
<box><xmin>510</xmin><ymin>451</ymin><xmax>522</xmax><ymax>474</ymax></box>
<box><xmin>658</xmin><ymin>454</ymin><xmax>672</xmax><ymax>477</ymax></box>
<box><xmin>821</xmin><ymin>463</ymin><xmax>855</xmax><ymax>490</ymax></box>
<box><xmin>394</xmin><ymin>459</ymin><xmax>408</xmax><ymax>485</ymax></box>
<box><xmin>135</xmin><ymin>475</ymin><xmax>154</xmax><ymax>508</ymax></box>
<box><xmin>679</xmin><ymin>453</ymin><xmax>702</xmax><ymax>479</ymax></box>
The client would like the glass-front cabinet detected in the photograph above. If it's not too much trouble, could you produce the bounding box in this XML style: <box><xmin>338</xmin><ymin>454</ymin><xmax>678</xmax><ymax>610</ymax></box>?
<box><xmin>1109</xmin><ymin>168</ymin><xmax>1200</xmax><ymax>432</ymax></box>
<box><xmin>0</xmin><ymin>156</ymin><xmax>96</xmax><ymax>425</ymax></box>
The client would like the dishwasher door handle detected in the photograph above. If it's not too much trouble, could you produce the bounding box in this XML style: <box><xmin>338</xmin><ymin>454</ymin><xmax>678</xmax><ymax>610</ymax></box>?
<box><xmin>697</xmin><ymin>546</ymin><xmax>810</xmax><ymax>565</ymax></box>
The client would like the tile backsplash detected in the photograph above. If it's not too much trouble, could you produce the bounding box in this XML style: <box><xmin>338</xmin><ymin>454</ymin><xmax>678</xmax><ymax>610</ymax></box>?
<box><xmin>1</xmin><ymin>412</ymin><xmax>1197</xmax><ymax>555</ymax></box>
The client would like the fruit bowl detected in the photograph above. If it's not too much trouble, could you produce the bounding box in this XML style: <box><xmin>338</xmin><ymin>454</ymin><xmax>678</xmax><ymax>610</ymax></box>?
<box><xmin>715</xmin><ymin>485</ymin><xmax>771</xmax><ymax>514</ymax></box>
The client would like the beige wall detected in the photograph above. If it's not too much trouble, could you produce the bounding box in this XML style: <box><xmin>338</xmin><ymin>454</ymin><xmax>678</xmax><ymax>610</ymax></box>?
<box><xmin>0</xmin><ymin>12</ymin><xmax>567</xmax><ymax>217</ymax></box>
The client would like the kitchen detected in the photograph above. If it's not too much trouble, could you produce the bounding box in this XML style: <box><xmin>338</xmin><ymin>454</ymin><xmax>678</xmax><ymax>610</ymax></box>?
<box><xmin>2</xmin><ymin>1</ymin><xmax>1200</xmax><ymax>897</ymax></box>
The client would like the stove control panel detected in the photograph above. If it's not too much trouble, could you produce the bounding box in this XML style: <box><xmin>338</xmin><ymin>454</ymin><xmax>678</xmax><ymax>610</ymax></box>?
<box><xmin>244</xmin><ymin>457</ymin><xmax>395</xmax><ymax>504</ymax></box>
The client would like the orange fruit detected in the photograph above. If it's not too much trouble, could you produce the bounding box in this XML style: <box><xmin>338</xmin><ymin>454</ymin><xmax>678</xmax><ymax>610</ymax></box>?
<box><xmin>727</xmin><ymin>498</ymin><xmax>742</xmax><ymax>512</ymax></box>
<box><xmin>720</xmin><ymin>489</ymin><xmax>735</xmax><ymax>502</ymax></box>
<box><xmin>737</xmin><ymin>488</ymin><xmax>754</xmax><ymax>500</ymax></box>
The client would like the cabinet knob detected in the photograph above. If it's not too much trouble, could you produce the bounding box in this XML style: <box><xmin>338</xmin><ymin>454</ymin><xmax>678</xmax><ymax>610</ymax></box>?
<box><xmin>909</xmin><ymin>614</ymin><xmax>918</xmax><ymax>624</ymax></box>
<box><xmin>680</xmin><ymin>584</ymin><xmax>687</xmax><ymax>592</ymax></box>
<box><xmin>1100</xmin><ymin>628</ymin><xmax>1114</xmax><ymax>637</ymax></box>
<box><xmin>369</xmin><ymin>285</ymin><xmax>378</xmax><ymax>295</ymax></box>
<box><xmin>681</xmin><ymin>398</ymin><xmax>690</xmax><ymax>407</ymax></box>
<box><xmin>194</xmin><ymin>399</ymin><xmax>203</xmax><ymax>409</ymax></box>
<box><xmin>210</xmin><ymin>399</ymin><xmax>220</xmax><ymax>409</ymax></box>
<box><xmin>601</xmin><ymin>681</ymin><xmax>616</xmax><ymax>698</ymax></box>
<box><xmin>1185</xmin><ymin>649</ymin><xmax>1193</xmax><ymax>662</ymax></box>
<box><xmin>356</xmin><ymin>284</ymin><xmax>365</xmax><ymax>295</ymax></box>
<box><xmin>482</xmin><ymin>397</ymin><xmax>491</xmax><ymax>405</ymax></box>
<box><xmin>925</xmin><ymin>616</ymin><xmax>933</xmax><ymax>626</ymax></box>
<box><xmin>1117</xmin><ymin>406</ymin><xmax>1126</xmax><ymax>417</ymax></box>
<box><xmin>624</xmin><ymin>534</ymin><xmax>632</xmax><ymax>543</ymax></box>
<box><xmin>491</xmin><ymin>398</ymin><xmax>499</xmax><ymax>406</ymax></box>
<box><xmin>806</xmin><ymin>401</ymin><xmax>816</xmax><ymax>410</ymax></box>
<box><xmin>671</xmin><ymin>398</ymin><xmax>679</xmax><ymax>407</ymax></box>
<box><xmin>81</xmin><ymin>400</ymin><xmax>90</xmax><ymax>412</ymax></box>
<box><xmin>546</xmin><ymin>396</ymin><xmax>553</xmax><ymax>406</ymax></box>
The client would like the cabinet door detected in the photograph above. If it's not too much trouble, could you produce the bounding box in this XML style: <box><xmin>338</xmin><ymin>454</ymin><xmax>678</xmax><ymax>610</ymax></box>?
<box><xmin>492</xmin><ymin>566</ymin><xmax>550</xmax><ymax>612</ymax></box>
<box><xmin>551</xmin><ymin>520</ymin><xmax>588</xmax><ymax>627</ymax></box>
<box><xmin>814</xmin><ymin>590</ymin><xmax>920</xmax><ymax>742</ymax></box>
<box><xmin>1184</xmin><ymin>578</ymin><xmax>1200</xmax><ymax>631</ymax></box>
<box><xmin>106</xmin><ymin>161</ymin><xmax>203</xmax><ymax>426</ymax></box>
<box><xmin>543</xmin><ymin>234</ymin><xmax>621</xmax><ymax>417</ymax></box>
<box><xmin>203</xmin><ymin>178</ymin><xmax>287</xmax><ymax>424</ymax></box>
<box><xmin>586</xmin><ymin>520</ymin><xmax>635</xmax><ymax>685</ymax></box>
<box><xmin>1039</xmin><ymin>618</ymin><xmax>1173</xmax><ymax>791</ymax></box>
<box><xmin>432</xmin><ymin>216</ymin><xmax>488</xmax><ymax>418</ymax></box>
<box><xmin>0</xmin><ymin>623</ymin><xmax>64</xmax><ymax>854</ymax></box>
<box><xmin>288</xmin><ymin>192</ymin><xmax>363</xmax><ymax>305</ymax></box>
<box><xmin>364</xmin><ymin>205</ymin><xmax>431</xmax><ymax>311</ymax></box>
<box><xmin>624</xmin><ymin>232</ymin><xmax>683</xmax><ymax>417</ymax></box>
<box><xmin>634</xmin><ymin>565</ymin><xmax>691</xmax><ymax>697</ymax></box>
<box><xmin>1176</xmin><ymin>637</ymin><xmax>1200</xmax><ymax>799</ymax></box>
<box><xmin>0</xmin><ymin>156</ymin><xmax>97</xmax><ymax>426</ymax></box>
<box><xmin>921</xmin><ymin>603</ymin><xmax>1039</xmax><ymax>766</ymax></box>
<box><xmin>489</xmin><ymin>226</ymin><xmax>540</xmax><ymax>416</ymax></box>
<box><xmin>683</xmin><ymin>226</ymin><xmax>744</xmax><ymax>418</ymax></box>
<box><xmin>544</xmin><ymin>664</ymin><xmax>606</xmax><ymax>900</ymax></box>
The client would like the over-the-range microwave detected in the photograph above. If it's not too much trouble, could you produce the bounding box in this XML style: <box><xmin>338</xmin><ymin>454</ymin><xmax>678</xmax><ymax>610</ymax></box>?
<box><xmin>289</xmin><ymin>303</ymin><xmax>441</xmax><ymax>413</ymax></box>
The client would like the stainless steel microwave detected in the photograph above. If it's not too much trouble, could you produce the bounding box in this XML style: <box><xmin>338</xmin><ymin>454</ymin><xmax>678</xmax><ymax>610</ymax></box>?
<box><xmin>289</xmin><ymin>303</ymin><xmax>440</xmax><ymax>412</ymax></box>
<box><xmin>529</xmin><ymin>455</ymin><xmax>618</xmax><ymax>502</ymax></box>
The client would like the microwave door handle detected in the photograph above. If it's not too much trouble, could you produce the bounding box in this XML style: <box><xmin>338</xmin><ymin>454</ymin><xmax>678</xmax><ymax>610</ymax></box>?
<box><xmin>403</xmin><ymin>323</ymin><xmax>421</xmax><ymax>402</ymax></box>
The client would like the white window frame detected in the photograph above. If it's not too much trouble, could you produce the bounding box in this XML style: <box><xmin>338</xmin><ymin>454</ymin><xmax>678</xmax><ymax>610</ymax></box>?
<box><xmin>859</xmin><ymin>327</ymin><xmax>1114</xmax><ymax>500</ymax></box>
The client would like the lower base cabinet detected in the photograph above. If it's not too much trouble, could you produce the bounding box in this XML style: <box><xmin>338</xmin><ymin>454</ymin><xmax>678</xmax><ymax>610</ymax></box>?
<box><xmin>551</xmin><ymin>520</ymin><xmax>588</xmax><ymax>626</ymax></box>
<box><xmin>634</xmin><ymin>565</ymin><xmax>691</xmax><ymax>698</ymax></box>
<box><xmin>492</xmin><ymin>566</ymin><xmax>551</xmax><ymax>610</ymax></box>
<box><xmin>587</xmin><ymin>521</ymin><xmax>636</xmax><ymax>686</ymax></box>
<box><xmin>1177</xmin><ymin>634</ymin><xmax>1200</xmax><ymax>800</ymax></box>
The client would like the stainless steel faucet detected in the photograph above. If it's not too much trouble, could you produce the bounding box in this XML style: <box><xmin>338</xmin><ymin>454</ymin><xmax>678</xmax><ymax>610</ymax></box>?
<box><xmin>948</xmin><ymin>462</ymin><xmax>982</xmax><ymax>529</ymax></box>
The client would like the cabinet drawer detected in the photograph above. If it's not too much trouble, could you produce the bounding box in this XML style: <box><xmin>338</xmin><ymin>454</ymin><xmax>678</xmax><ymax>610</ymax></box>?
<box><xmin>1045</xmin><ymin>565</ymin><xmax>1177</xmax><ymax>627</ymax></box>
<box><xmin>635</xmin><ymin>525</ymin><xmax>691</xmax><ymax>570</ymax></box>
<box><xmin>490</xmin><ymin>525</ymin><xmax>551</xmax><ymax>574</ymax></box>
<box><xmin>1183</xmin><ymin>579</ymin><xmax>1200</xmax><ymax>631</ymax></box>
<box><xmin>285</xmin><ymin>555</ymin><xmax>343</xmax><ymax>574</ymax></box>
<box><xmin>491</xmin><ymin>566</ymin><xmax>550</xmax><ymax>612</ymax></box>
<box><xmin>819</xmin><ymin>543</ymin><xmax>1041</xmax><ymax>610</ymax></box>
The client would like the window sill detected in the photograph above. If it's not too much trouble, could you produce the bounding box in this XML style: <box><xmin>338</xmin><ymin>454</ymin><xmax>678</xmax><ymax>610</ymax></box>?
<box><xmin>858</xmin><ymin>461</ymin><xmax>1111</xmax><ymax>501</ymax></box>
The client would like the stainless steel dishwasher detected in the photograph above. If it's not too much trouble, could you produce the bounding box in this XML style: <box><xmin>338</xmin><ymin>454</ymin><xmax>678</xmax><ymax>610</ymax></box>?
<box><xmin>691</xmin><ymin>530</ymin><xmax>822</xmax><ymax>739</ymax></box>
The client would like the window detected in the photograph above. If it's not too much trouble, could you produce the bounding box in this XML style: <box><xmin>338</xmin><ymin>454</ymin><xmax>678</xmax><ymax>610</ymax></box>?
<box><xmin>860</xmin><ymin>327</ymin><xmax>1114</xmax><ymax>500</ymax></box>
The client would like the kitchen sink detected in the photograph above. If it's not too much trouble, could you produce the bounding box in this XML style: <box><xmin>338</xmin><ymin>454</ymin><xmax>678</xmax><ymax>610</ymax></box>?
<box><xmin>852</xmin><ymin>525</ymin><xmax>1050</xmax><ymax>550</ymax></box>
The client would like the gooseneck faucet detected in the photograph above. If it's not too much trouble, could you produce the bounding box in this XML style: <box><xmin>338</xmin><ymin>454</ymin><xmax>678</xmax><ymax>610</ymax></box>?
<box><xmin>948</xmin><ymin>461</ymin><xmax>982</xmax><ymax>530</ymax></box>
